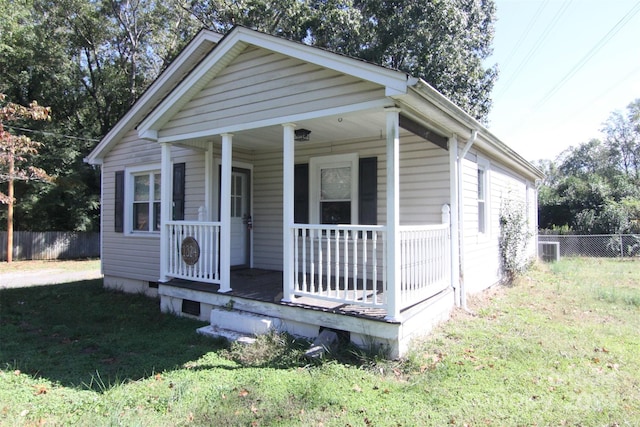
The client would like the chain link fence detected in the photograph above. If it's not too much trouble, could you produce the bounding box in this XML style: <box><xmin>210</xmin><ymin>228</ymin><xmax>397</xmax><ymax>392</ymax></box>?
<box><xmin>537</xmin><ymin>234</ymin><xmax>640</xmax><ymax>259</ymax></box>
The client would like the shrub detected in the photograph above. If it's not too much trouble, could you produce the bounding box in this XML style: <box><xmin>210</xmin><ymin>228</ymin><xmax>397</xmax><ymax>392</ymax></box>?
<box><xmin>499</xmin><ymin>196</ymin><xmax>531</xmax><ymax>284</ymax></box>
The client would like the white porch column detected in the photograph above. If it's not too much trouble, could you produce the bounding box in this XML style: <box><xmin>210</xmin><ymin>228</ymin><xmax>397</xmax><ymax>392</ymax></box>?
<box><xmin>281</xmin><ymin>123</ymin><xmax>295</xmax><ymax>302</ymax></box>
<box><xmin>385</xmin><ymin>108</ymin><xmax>401</xmax><ymax>321</ymax></box>
<box><xmin>159</xmin><ymin>142</ymin><xmax>172</xmax><ymax>282</ymax></box>
<box><xmin>448</xmin><ymin>135</ymin><xmax>461</xmax><ymax>306</ymax></box>
<box><xmin>219</xmin><ymin>133</ymin><xmax>233</xmax><ymax>293</ymax></box>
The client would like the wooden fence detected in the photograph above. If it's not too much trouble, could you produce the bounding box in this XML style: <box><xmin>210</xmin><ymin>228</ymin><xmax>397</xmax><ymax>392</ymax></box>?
<box><xmin>0</xmin><ymin>231</ymin><xmax>100</xmax><ymax>261</ymax></box>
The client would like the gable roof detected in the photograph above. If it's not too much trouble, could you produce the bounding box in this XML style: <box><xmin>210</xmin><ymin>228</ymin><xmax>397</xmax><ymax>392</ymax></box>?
<box><xmin>85</xmin><ymin>26</ymin><xmax>542</xmax><ymax>181</ymax></box>
<box><xmin>84</xmin><ymin>29</ymin><xmax>223</xmax><ymax>165</ymax></box>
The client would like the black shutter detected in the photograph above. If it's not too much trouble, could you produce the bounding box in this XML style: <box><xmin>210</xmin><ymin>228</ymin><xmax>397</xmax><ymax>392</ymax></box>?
<box><xmin>172</xmin><ymin>163</ymin><xmax>185</xmax><ymax>220</ymax></box>
<box><xmin>358</xmin><ymin>157</ymin><xmax>377</xmax><ymax>225</ymax></box>
<box><xmin>114</xmin><ymin>171</ymin><xmax>124</xmax><ymax>232</ymax></box>
<box><xmin>294</xmin><ymin>163</ymin><xmax>309</xmax><ymax>224</ymax></box>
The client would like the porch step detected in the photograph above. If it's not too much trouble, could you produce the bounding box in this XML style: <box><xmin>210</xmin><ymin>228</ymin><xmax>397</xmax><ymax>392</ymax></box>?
<box><xmin>196</xmin><ymin>325</ymin><xmax>257</xmax><ymax>345</ymax></box>
<box><xmin>197</xmin><ymin>308</ymin><xmax>283</xmax><ymax>344</ymax></box>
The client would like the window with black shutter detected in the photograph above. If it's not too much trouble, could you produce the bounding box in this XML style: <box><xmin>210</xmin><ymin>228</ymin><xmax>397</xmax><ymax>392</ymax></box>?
<box><xmin>294</xmin><ymin>156</ymin><xmax>377</xmax><ymax>225</ymax></box>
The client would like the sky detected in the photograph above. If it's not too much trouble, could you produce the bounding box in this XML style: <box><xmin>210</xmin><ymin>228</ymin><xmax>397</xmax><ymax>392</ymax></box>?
<box><xmin>485</xmin><ymin>0</ymin><xmax>640</xmax><ymax>163</ymax></box>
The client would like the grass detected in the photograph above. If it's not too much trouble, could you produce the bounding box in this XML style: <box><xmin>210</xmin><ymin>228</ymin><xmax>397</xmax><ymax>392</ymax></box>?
<box><xmin>1</xmin><ymin>258</ymin><xmax>639</xmax><ymax>426</ymax></box>
<box><xmin>0</xmin><ymin>259</ymin><xmax>100</xmax><ymax>274</ymax></box>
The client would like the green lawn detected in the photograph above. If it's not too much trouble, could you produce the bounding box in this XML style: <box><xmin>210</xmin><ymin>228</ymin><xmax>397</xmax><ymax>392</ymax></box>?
<box><xmin>1</xmin><ymin>258</ymin><xmax>639</xmax><ymax>426</ymax></box>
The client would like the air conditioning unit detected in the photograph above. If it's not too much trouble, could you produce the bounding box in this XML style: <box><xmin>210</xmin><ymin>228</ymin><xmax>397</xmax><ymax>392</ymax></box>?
<box><xmin>538</xmin><ymin>241</ymin><xmax>560</xmax><ymax>262</ymax></box>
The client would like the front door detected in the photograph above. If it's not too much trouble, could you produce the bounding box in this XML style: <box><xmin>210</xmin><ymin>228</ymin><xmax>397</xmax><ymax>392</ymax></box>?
<box><xmin>229</xmin><ymin>168</ymin><xmax>251</xmax><ymax>267</ymax></box>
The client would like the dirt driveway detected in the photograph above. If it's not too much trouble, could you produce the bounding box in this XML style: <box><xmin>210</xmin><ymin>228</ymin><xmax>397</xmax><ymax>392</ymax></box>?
<box><xmin>0</xmin><ymin>260</ymin><xmax>102</xmax><ymax>289</ymax></box>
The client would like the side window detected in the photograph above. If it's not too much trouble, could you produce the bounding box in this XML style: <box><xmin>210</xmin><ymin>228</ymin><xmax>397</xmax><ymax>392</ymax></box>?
<box><xmin>310</xmin><ymin>154</ymin><xmax>358</xmax><ymax>225</ymax></box>
<box><xmin>477</xmin><ymin>158</ymin><xmax>490</xmax><ymax>235</ymax></box>
<box><xmin>124</xmin><ymin>164</ymin><xmax>161</xmax><ymax>234</ymax></box>
<box><xmin>132</xmin><ymin>171</ymin><xmax>161</xmax><ymax>232</ymax></box>
<box><xmin>477</xmin><ymin>168</ymin><xmax>486</xmax><ymax>233</ymax></box>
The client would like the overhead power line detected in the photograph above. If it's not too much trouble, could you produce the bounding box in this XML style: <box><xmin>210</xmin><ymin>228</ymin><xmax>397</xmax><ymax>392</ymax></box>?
<box><xmin>1</xmin><ymin>124</ymin><xmax>101</xmax><ymax>143</ymax></box>
<box><xmin>495</xmin><ymin>0</ymin><xmax>573</xmax><ymax>99</ymax></box>
<box><xmin>499</xmin><ymin>0</ymin><xmax>549</xmax><ymax>72</ymax></box>
<box><xmin>535</xmin><ymin>1</ymin><xmax>640</xmax><ymax>108</ymax></box>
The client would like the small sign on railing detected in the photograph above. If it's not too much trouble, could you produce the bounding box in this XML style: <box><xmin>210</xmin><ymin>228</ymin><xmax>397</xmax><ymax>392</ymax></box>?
<box><xmin>181</xmin><ymin>236</ymin><xmax>200</xmax><ymax>266</ymax></box>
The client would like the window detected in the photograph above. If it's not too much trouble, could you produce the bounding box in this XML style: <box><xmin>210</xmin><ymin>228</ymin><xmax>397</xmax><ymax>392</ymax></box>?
<box><xmin>477</xmin><ymin>168</ymin><xmax>486</xmax><ymax>233</ymax></box>
<box><xmin>476</xmin><ymin>157</ymin><xmax>490</xmax><ymax>235</ymax></box>
<box><xmin>310</xmin><ymin>154</ymin><xmax>358</xmax><ymax>225</ymax></box>
<box><xmin>115</xmin><ymin>163</ymin><xmax>184</xmax><ymax>235</ymax></box>
<box><xmin>122</xmin><ymin>164</ymin><xmax>161</xmax><ymax>234</ymax></box>
<box><xmin>132</xmin><ymin>171</ymin><xmax>161</xmax><ymax>232</ymax></box>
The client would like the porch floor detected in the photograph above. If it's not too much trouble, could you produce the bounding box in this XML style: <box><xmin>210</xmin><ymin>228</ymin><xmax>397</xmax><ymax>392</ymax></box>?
<box><xmin>166</xmin><ymin>269</ymin><xmax>390</xmax><ymax>321</ymax></box>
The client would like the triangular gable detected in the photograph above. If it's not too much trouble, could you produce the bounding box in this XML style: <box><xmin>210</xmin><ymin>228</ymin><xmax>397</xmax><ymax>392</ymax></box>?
<box><xmin>156</xmin><ymin>44</ymin><xmax>390</xmax><ymax>142</ymax></box>
<box><xmin>85</xmin><ymin>29</ymin><xmax>223</xmax><ymax>164</ymax></box>
<box><xmin>137</xmin><ymin>26</ymin><xmax>410</xmax><ymax>141</ymax></box>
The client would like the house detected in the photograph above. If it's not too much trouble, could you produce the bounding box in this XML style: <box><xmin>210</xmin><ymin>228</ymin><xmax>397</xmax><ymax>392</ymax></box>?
<box><xmin>85</xmin><ymin>26</ymin><xmax>543</xmax><ymax>358</ymax></box>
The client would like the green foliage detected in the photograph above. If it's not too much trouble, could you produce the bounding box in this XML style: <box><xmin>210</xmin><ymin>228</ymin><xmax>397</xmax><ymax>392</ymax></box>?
<box><xmin>186</xmin><ymin>0</ymin><xmax>498</xmax><ymax>122</ymax></box>
<box><xmin>538</xmin><ymin>99</ymin><xmax>640</xmax><ymax>234</ymax></box>
<box><xmin>1</xmin><ymin>0</ymin><xmax>498</xmax><ymax>231</ymax></box>
<box><xmin>499</xmin><ymin>195</ymin><xmax>531</xmax><ymax>284</ymax></box>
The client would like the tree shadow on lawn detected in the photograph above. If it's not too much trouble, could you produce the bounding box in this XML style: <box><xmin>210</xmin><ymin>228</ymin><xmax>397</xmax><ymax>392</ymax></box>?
<box><xmin>0</xmin><ymin>279</ymin><xmax>228</xmax><ymax>391</ymax></box>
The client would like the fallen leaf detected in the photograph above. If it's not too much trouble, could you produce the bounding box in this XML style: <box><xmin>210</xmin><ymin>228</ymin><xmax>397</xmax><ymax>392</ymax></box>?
<box><xmin>352</xmin><ymin>384</ymin><xmax>362</xmax><ymax>392</ymax></box>
<box><xmin>239</xmin><ymin>389</ymin><xmax>249</xmax><ymax>397</ymax></box>
<box><xmin>251</xmin><ymin>404</ymin><xmax>258</xmax><ymax>414</ymax></box>
<box><xmin>155</xmin><ymin>373</ymin><xmax>162</xmax><ymax>381</ymax></box>
<box><xmin>13</xmin><ymin>370</ymin><xmax>21</xmax><ymax>376</ymax></box>
<box><xmin>34</xmin><ymin>385</ymin><xmax>48</xmax><ymax>395</ymax></box>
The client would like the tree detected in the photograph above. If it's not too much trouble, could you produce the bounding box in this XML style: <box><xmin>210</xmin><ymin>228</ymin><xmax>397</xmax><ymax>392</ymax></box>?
<box><xmin>186</xmin><ymin>0</ymin><xmax>498</xmax><ymax>122</ymax></box>
<box><xmin>538</xmin><ymin>99</ymin><xmax>640</xmax><ymax>234</ymax></box>
<box><xmin>0</xmin><ymin>94</ymin><xmax>51</xmax><ymax>262</ymax></box>
<box><xmin>1</xmin><ymin>0</ymin><xmax>499</xmax><ymax>233</ymax></box>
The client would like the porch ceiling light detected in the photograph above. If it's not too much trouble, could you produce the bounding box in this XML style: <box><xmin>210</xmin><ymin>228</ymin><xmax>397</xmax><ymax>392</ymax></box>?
<box><xmin>294</xmin><ymin>128</ymin><xmax>311</xmax><ymax>141</ymax></box>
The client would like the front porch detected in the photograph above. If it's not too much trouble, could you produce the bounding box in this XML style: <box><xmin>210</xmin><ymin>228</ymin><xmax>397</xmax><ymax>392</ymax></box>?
<box><xmin>159</xmin><ymin>266</ymin><xmax>455</xmax><ymax>357</ymax></box>
<box><xmin>163</xmin><ymin>218</ymin><xmax>452</xmax><ymax>320</ymax></box>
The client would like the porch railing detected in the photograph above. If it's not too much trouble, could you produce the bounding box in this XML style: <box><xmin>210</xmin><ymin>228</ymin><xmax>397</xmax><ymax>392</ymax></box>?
<box><xmin>292</xmin><ymin>224</ymin><xmax>387</xmax><ymax>307</ymax></box>
<box><xmin>167</xmin><ymin>221</ymin><xmax>220</xmax><ymax>284</ymax></box>
<box><xmin>399</xmin><ymin>224</ymin><xmax>451</xmax><ymax>307</ymax></box>
<box><xmin>291</xmin><ymin>223</ymin><xmax>451</xmax><ymax>312</ymax></box>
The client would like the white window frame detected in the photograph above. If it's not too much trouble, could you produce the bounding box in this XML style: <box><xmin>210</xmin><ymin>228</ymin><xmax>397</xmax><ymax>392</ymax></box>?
<box><xmin>124</xmin><ymin>163</ymin><xmax>161</xmax><ymax>237</ymax></box>
<box><xmin>309</xmin><ymin>153</ymin><xmax>359</xmax><ymax>225</ymax></box>
<box><xmin>477</xmin><ymin>156</ymin><xmax>490</xmax><ymax>237</ymax></box>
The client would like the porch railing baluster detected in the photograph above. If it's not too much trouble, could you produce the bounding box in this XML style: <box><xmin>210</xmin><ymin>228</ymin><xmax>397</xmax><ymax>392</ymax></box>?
<box><xmin>165</xmin><ymin>221</ymin><xmax>222</xmax><ymax>284</ymax></box>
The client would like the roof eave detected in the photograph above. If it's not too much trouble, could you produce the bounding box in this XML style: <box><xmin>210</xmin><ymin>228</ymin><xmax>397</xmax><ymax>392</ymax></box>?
<box><xmin>84</xmin><ymin>29</ymin><xmax>224</xmax><ymax>165</ymax></box>
<box><xmin>400</xmin><ymin>80</ymin><xmax>543</xmax><ymax>181</ymax></box>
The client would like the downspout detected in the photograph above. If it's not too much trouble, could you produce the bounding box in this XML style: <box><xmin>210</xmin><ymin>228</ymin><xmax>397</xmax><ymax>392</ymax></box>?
<box><xmin>457</xmin><ymin>129</ymin><xmax>477</xmax><ymax>310</ymax></box>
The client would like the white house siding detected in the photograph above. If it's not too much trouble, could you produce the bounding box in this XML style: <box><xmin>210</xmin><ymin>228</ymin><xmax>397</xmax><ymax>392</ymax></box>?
<box><xmin>101</xmin><ymin>131</ymin><xmax>209</xmax><ymax>283</ymax></box>
<box><xmin>251</xmin><ymin>132</ymin><xmax>450</xmax><ymax>271</ymax></box>
<box><xmin>159</xmin><ymin>45</ymin><xmax>386</xmax><ymax>140</ymax></box>
<box><xmin>460</xmin><ymin>149</ymin><xmax>536</xmax><ymax>294</ymax></box>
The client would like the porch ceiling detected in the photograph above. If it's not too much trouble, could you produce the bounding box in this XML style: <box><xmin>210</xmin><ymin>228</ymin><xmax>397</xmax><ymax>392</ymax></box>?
<box><xmin>181</xmin><ymin>109</ymin><xmax>396</xmax><ymax>150</ymax></box>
